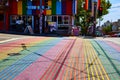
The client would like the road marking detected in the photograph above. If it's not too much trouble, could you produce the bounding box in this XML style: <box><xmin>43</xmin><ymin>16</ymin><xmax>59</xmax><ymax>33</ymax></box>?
<box><xmin>0</xmin><ymin>38</ymin><xmax>20</xmax><ymax>44</ymax></box>
<box><xmin>84</xmin><ymin>40</ymin><xmax>90</xmax><ymax>80</ymax></box>
<box><xmin>89</xmin><ymin>41</ymin><xmax>101</xmax><ymax>80</ymax></box>
<box><xmin>91</xmin><ymin>40</ymin><xmax>110</xmax><ymax>80</ymax></box>
<box><xmin>0</xmin><ymin>38</ymin><xmax>58</xmax><ymax>80</ymax></box>
<box><xmin>40</xmin><ymin>38</ymin><xmax>75</xmax><ymax>80</ymax></box>
<box><xmin>0</xmin><ymin>38</ymin><xmax>49</xmax><ymax>61</ymax></box>
<box><xmin>93</xmin><ymin>40</ymin><xmax>112</xmax><ymax>80</ymax></box>
<box><xmin>84</xmin><ymin>39</ymin><xmax>110</xmax><ymax>80</ymax></box>
<box><xmin>80</xmin><ymin>39</ymin><xmax>85</xmax><ymax>80</ymax></box>
<box><xmin>89</xmin><ymin>44</ymin><xmax>96</xmax><ymax>80</ymax></box>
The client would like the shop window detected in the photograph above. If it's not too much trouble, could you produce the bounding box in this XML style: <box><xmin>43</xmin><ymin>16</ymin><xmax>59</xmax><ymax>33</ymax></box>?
<box><xmin>22</xmin><ymin>16</ymin><xmax>27</xmax><ymax>24</ymax></box>
<box><xmin>46</xmin><ymin>16</ymin><xmax>52</xmax><ymax>21</ymax></box>
<box><xmin>58</xmin><ymin>16</ymin><xmax>62</xmax><ymax>24</ymax></box>
<box><xmin>64</xmin><ymin>16</ymin><xmax>69</xmax><ymax>24</ymax></box>
<box><xmin>10</xmin><ymin>15</ymin><xmax>18</xmax><ymax>24</ymax></box>
<box><xmin>27</xmin><ymin>16</ymin><xmax>32</xmax><ymax>25</ymax></box>
<box><xmin>45</xmin><ymin>0</ymin><xmax>48</xmax><ymax>8</ymax></box>
<box><xmin>52</xmin><ymin>16</ymin><xmax>57</xmax><ymax>22</ymax></box>
<box><xmin>0</xmin><ymin>14</ymin><xmax>4</xmax><ymax>21</ymax></box>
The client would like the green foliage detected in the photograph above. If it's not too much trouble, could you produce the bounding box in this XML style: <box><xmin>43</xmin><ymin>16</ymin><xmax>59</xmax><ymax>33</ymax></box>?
<box><xmin>102</xmin><ymin>25</ymin><xmax>112</xmax><ymax>34</ymax></box>
<box><xmin>76</xmin><ymin>0</ymin><xmax>111</xmax><ymax>20</ymax></box>
<box><xmin>75</xmin><ymin>0</ymin><xmax>111</xmax><ymax>35</ymax></box>
<box><xmin>101</xmin><ymin>0</ymin><xmax>111</xmax><ymax>16</ymax></box>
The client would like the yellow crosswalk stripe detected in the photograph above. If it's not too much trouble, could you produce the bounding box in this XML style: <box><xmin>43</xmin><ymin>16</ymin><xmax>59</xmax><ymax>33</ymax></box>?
<box><xmin>89</xmin><ymin>41</ymin><xmax>101</xmax><ymax>80</ymax></box>
<box><xmin>89</xmin><ymin>44</ymin><xmax>96</xmax><ymax>80</ymax></box>
<box><xmin>92</xmin><ymin>45</ymin><xmax>110</xmax><ymax>80</ymax></box>
<box><xmin>84</xmin><ymin>40</ymin><xmax>90</xmax><ymax>80</ymax></box>
<box><xmin>84</xmin><ymin>39</ymin><xmax>110</xmax><ymax>80</ymax></box>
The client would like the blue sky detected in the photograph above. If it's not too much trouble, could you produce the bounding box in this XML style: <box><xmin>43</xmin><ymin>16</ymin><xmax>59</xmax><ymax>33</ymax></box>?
<box><xmin>110</xmin><ymin>0</ymin><xmax>120</xmax><ymax>4</ymax></box>
<box><xmin>100</xmin><ymin>0</ymin><xmax>120</xmax><ymax>25</ymax></box>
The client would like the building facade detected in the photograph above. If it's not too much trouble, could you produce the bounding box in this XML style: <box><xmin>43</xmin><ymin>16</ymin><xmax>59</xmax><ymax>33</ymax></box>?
<box><xmin>101</xmin><ymin>19</ymin><xmax>120</xmax><ymax>33</ymax></box>
<box><xmin>0</xmin><ymin>0</ymin><xmax>77</xmax><ymax>34</ymax></box>
<box><xmin>112</xmin><ymin>20</ymin><xmax>120</xmax><ymax>32</ymax></box>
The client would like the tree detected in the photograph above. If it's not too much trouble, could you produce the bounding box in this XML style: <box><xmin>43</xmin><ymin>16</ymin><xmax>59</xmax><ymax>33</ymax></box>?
<box><xmin>75</xmin><ymin>0</ymin><xmax>111</xmax><ymax>35</ymax></box>
<box><xmin>102</xmin><ymin>25</ymin><xmax>112</xmax><ymax>34</ymax></box>
<box><xmin>100</xmin><ymin>0</ymin><xmax>111</xmax><ymax>16</ymax></box>
<box><xmin>75</xmin><ymin>0</ymin><xmax>92</xmax><ymax>35</ymax></box>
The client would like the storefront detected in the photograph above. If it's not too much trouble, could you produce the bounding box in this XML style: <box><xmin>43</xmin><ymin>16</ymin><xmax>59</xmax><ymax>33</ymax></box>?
<box><xmin>45</xmin><ymin>0</ymin><xmax>77</xmax><ymax>35</ymax></box>
<box><xmin>8</xmin><ymin>0</ymin><xmax>37</xmax><ymax>33</ymax></box>
<box><xmin>0</xmin><ymin>0</ymin><xmax>9</xmax><ymax>31</ymax></box>
<box><xmin>1</xmin><ymin>0</ymin><xmax>77</xmax><ymax>34</ymax></box>
<box><xmin>10</xmin><ymin>15</ymin><xmax>34</xmax><ymax>32</ymax></box>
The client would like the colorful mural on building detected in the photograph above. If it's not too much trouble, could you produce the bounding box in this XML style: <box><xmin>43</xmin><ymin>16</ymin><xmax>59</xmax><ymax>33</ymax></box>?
<box><xmin>0</xmin><ymin>0</ymin><xmax>77</xmax><ymax>34</ymax></box>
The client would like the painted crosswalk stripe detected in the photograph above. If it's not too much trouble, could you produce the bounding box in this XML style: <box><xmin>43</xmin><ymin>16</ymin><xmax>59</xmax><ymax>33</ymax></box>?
<box><xmin>0</xmin><ymin>38</ymin><xmax>62</xmax><ymax>80</ymax></box>
<box><xmin>0</xmin><ymin>38</ymin><xmax>20</xmax><ymax>44</ymax></box>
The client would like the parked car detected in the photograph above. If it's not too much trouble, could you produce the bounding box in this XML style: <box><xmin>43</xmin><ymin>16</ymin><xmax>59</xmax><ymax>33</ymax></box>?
<box><xmin>111</xmin><ymin>33</ymin><xmax>118</xmax><ymax>37</ymax></box>
<box><xmin>116</xmin><ymin>33</ymin><xmax>120</xmax><ymax>37</ymax></box>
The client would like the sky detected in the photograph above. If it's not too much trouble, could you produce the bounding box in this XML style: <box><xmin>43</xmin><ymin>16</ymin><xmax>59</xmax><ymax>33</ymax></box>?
<box><xmin>100</xmin><ymin>0</ymin><xmax>120</xmax><ymax>26</ymax></box>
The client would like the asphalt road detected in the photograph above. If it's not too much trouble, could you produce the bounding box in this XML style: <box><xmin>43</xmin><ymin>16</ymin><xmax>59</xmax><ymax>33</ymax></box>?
<box><xmin>0</xmin><ymin>33</ymin><xmax>120</xmax><ymax>80</ymax></box>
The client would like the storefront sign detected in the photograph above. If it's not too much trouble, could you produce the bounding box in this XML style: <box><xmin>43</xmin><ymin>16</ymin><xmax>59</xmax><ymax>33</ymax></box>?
<box><xmin>27</xmin><ymin>6</ymin><xmax>51</xmax><ymax>10</ymax></box>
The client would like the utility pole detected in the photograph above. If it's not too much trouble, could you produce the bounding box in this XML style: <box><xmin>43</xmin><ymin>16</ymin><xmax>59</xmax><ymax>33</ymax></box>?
<box><xmin>39</xmin><ymin>0</ymin><xmax>42</xmax><ymax>34</ymax></box>
<box><xmin>93</xmin><ymin>0</ymin><xmax>97</xmax><ymax>37</ymax></box>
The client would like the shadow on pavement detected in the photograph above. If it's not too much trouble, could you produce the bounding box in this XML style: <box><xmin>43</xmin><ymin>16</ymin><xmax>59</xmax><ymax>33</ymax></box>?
<box><xmin>0</xmin><ymin>41</ymin><xmax>118</xmax><ymax>79</ymax></box>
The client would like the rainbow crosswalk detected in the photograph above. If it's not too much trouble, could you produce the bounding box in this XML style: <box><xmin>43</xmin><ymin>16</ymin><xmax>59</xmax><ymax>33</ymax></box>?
<box><xmin>0</xmin><ymin>37</ymin><xmax>120</xmax><ymax>80</ymax></box>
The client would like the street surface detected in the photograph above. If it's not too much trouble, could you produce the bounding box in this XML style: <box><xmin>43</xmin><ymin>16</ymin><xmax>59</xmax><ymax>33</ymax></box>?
<box><xmin>0</xmin><ymin>33</ymin><xmax>120</xmax><ymax>80</ymax></box>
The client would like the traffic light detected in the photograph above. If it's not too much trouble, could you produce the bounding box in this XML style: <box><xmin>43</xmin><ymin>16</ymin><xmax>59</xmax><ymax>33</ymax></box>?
<box><xmin>98</xmin><ymin>7</ymin><xmax>103</xmax><ymax>17</ymax></box>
